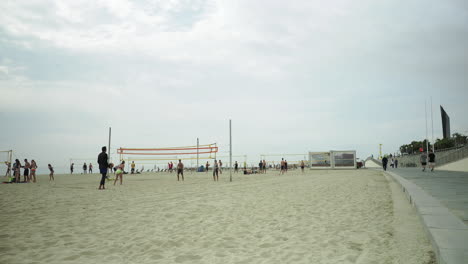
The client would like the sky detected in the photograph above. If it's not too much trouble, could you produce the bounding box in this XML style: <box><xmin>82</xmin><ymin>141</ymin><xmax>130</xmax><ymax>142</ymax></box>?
<box><xmin>1</xmin><ymin>0</ymin><xmax>468</xmax><ymax>174</ymax></box>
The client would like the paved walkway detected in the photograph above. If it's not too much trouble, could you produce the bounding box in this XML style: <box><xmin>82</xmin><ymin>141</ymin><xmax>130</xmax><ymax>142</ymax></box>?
<box><xmin>383</xmin><ymin>167</ymin><xmax>468</xmax><ymax>263</ymax></box>
<box><xmin>387</xmin><ymin>168</ymin><xmax>468</xmax><ymax>225</ymax></box>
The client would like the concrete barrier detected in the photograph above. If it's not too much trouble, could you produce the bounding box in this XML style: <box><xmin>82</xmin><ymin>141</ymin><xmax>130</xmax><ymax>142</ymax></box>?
<box><xmin>385</xmin><ymin>171</ymin><xmax>468</xmax><ymax>264</ymax></box>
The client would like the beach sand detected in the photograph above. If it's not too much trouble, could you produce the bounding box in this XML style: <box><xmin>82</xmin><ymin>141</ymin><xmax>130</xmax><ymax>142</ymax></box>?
<box><xmin>0</xmin><ymin>169</ymin><xmax>434</xmax><ymax>264</ymax></box>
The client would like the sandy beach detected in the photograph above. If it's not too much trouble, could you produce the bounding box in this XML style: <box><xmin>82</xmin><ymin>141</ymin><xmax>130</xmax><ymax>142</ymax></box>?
<box><xmin>0</xmin><ymin>169</ymin><xmax>434</xmax><ymax>264</ymax></box>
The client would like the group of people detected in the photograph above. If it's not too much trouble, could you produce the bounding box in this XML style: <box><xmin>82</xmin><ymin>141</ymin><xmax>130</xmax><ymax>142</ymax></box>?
<box><xmin>69</xmin><ymin>163</ymin><xmax>93</xmax><ymax>174</ymax></box>
<box><xmin>4</xmin><ymin>159</ymin><xmax>55</xmax><ymax>183</ymax></box>
<box><xmin>381</xmin><ymin>150</ymin><xmax>436</xmax><ymax>172</ymax></box>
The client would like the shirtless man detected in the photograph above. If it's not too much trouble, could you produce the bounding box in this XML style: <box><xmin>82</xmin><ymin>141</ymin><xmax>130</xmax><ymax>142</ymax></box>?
<box><xmin>280</xmin><ymin>158</ymin><xmax>285</xmax><ymax>175</ymax></box>
<box><xmin>177</xmin><ymin>159</ymin><xmax>184</xmax><ymax>181</ymax></box>
<box><xmin>213</xmin><ymin>160</ymin><xmax>219</xmax><ymax>181</ymax></box>
<box><xmin>24</xmin><ymin>159</ymin><xmax>31</xmax><ymax>182</ymax></box>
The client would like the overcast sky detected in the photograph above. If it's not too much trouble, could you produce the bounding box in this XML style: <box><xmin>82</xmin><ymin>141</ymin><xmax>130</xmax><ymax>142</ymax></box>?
<box><xmin>1</xmin><ymin>0</ymin><xmax>468</xmax><ymax>173</ymax></box>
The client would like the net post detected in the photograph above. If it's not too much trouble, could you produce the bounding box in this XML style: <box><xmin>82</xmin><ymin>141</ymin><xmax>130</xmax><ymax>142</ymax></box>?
<box><xmin>229</xmin><ymin>119</ymin><xmax>232</xmax><ymax>182</ymax></box>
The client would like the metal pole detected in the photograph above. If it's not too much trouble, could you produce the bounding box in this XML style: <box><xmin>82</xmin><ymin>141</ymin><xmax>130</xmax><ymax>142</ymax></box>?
<box><xmin>431</xmin><ymin>96</ymin><xmax>434</xmax><ymax>151</ymax></box>
<box><xmin>197</xmin><ymin>138</ymin><xmax>199</xmax><ymax>170</ymax></box>
<box><xmin>425</xmin><ymin>101</ymin><xmax>429</xmax><ymax>156</ymax></box>
<box><xmin>229</xmin><ymin>119</ymin><xmax>232</xmax><ymax>182</ymax></box>
<box><xmin>108</xmin><ymin>127</ymin><xmax>111</xmax><ymax>164</ymax></box>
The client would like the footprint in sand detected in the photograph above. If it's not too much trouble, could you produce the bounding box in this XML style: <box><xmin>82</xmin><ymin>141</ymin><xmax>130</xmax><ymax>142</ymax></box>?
<box><xmin>174</xmin><ymin>254</ymin><xmax>202</xmax><ymax>263</ymax></box>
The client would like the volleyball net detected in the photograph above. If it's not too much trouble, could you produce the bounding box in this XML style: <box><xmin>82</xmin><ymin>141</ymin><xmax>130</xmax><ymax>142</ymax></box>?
<box><xmin>117</xmin><ymin>143</ymin><xmax>219</xmax><ymax>169</ymax></box>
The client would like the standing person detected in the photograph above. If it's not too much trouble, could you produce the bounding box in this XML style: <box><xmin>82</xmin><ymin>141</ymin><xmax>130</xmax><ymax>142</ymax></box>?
<box><xmin>259</xmin><ymin>160</ymin><xmax>263</xmax><ymax>173</ymax></box>
<box><xmin>420</xmin><ymin>151</ymin><xmax>428</xmax><ymax>172</ymax></box>
<box><xmin>382</xmin><ymin>156</ymin><xmax>388</xmax><ymax>171</ymax></box>
<box><xmin>70</xmin><ymin>163</ymin><xmax>74</xmax><ymax>174</ymax></box>
<box><xmin>428</xmin><ymin>151</ymin><xmax>436</xmax><ymax>172</ymax></box>
<box><xmin>285</xmin><ymin>160</ymin><xmax>288</xmax><ymax>173</ymax></box>
<box><xmin>83</xmin><ymin>163</ymin><xmax>87</xmax><ymax>174</ymax></box>
<box><xmin>97</xmin><ymin>146</ymin><xmax>109</xmax><ymax>190</ymax></box>
<box><xmin>48</xmin><ymin>164</ymin><xmax>54</xmax><ymax>181</ymax></box>
<box><xmin>30</xmin><ymin>160</ymin><xmax>38</xmax><ymax>183</ymax></box>
<box><xmin>213</xmin><ymin>160</ymin><xmax>219</xmax><ymax>181</ymax></box>
<box><xmin>114</xmin><ymin>161</ymin><xmax>125</xmax><ymax>185</ymax></box>
<box><xmin>89</xmin><ymin>163</ymin><xmax>93</xmax><ymax>173</ymax></box>
<box><xmin>234</xmin><ymin>161</ymin><xmax>238</xmax><ymax>173</ymax></box>
<box><xmin>263</xmin><ymin>160</ymin><xmax>267</xmax><ymax>173</ymax></box>
<box><xmin>131</xmin><ymin>161</ymin><xmax>135</xmax><ymax>174</ymax></box>
<box><xmin>243</xmin><ymin>161</ymin><xmax>247</xmax><ymax>171</ymax></box>
<box><xmin>177</xmin><ymin>159</ymin><xmax>184</xmax><ymax>181</ymax></box>
<box><xmin>23</xmin><ymin>159</ymin><xmax>31</xmax><ymax>182</ymax></box>
<box><xmin>394</xmin><ymin>159</ymin><xmax>398</xmax><ymax>169</ymax></box>
<box><xmin>219</xmin><ymin>160</ymin><xmax>223</xmax><ymax>174</ymax></box>
<box><xmin>14</xmin><ymin>159</ymin><xmax>21</xmax><ymax>183</ymax></box>
<box><xmin>300</xmin><ymin>160</ymin><xmax>305</xmax><ymax>173</ymax></box>
<box><xmin>205</xmin><ymin>161</ymin><xmax>210</xmax><ymax>173</ymax></box>
<box><xmin>390</xmin><ymin>158</ymin><xmax>394</xmax><ymax>168</ymax></box>
<box><xmin>280</xmin><ymin>158</ymin><xmax>285</xmax><ymax>175</ymax></box>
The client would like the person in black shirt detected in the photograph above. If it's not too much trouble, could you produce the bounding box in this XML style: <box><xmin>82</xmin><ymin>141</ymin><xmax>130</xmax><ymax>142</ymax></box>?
<box><xmin>428</xmin><ymin>151</ymin><xmax>436</xmax><ymax>172</ymax></box>
<box><xmin>97</xmin><ymin>146</ymin><xmax>109</xmax><ymax>190</ymax></box>
<box><xmin>382</xmin><ymin>156</ymin><xmax>388</xmax><ymax>171</ymax></box>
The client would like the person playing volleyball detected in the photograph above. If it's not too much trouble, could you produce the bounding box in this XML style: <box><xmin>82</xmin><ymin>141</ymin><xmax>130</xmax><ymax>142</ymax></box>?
<box><xmin>114</xmin><ymin>161</ymin><xmax>125</xmax><ymax>185</ymax></box>
<box><xmin>177</xmin><ymin>159</ymin><xmax>184</xmax><ymax>181</ymax></box>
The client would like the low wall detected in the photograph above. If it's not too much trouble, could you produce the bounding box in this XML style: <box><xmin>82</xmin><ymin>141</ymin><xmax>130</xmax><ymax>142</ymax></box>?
<box><xmin>395</xmin><ymin>145</ymin><xmax>468</xmax><ymax>168</ymax></box>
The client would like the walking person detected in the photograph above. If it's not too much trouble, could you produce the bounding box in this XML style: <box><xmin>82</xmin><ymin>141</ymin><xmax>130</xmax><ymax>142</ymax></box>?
<box><xmin>114</xmin><ymin>161</ymin><xmax>125</xmax><ymax>185</ymax></box>
<box><xmin>177</xmin><ymin>159</ymin><xmax>184</xmax><ymax>181</ymax></box>
<box><xmin>89</xmin><ymin>163</ymin><xmax>93</xmax><ymax>173</ymax></box>
<box><xmin>213</xmin><ymin>160</ymin><xmax>219</xmax><ymax>181</ymax></box>
<box><xmin>394</xmin><ymin>159</ymin><xmax>398</xmax><ymax>169</ymax></box>
<box><xmin>263</xmin><ymin>160</ymin><xmax>267</xmax><ymax>173</ymax></box>
<box><xmin>70</xmin><ymin>163</ymin><xmax>74</xmax><ymax>174</ymax></box>
<box><xmin>428</xmin><ymin>151</ymin><xmax>436</xmax><ymax>172</ymax></box>
<box><xmin>97</xmin><ymin>146</ymin><xmax>109</xmax><ymax>190</ymax></box>
<box><xmin>83</xmin><ymin>163</ymin><xmax>87</xmax><ymax>174</ymax></box>
<box><xmin>285</xmin><ymin>160</ymin><xmax>288</xmax><ymax>173</ymax></box>
<box><xmin>219</xmin><ymin>160</ymin><xmax>223</xmax><ymax>174</ymax></box>
<box><xmin>234</xmin><ymin>161</ymin><xmax>238</xmax><ymax>173</ymax></box>
<box><xmin>48</xmin><ymin>164</ymin><xmax>54</xmax><ymax>181</ymax></box>
<box><xmin>30</xmin><ymin>160</ymin><xmax>38</xmax><ymax>183</ymax></box>
<box><xmin>382</xmin><ymin>156</ymin><xmax>388</xmax><ymax>171</ymax></box>
<box><xmin>280</xmin><ymin>158</ymin><xmax>285</xmax><ymax>175</ymax></box>
<box><xmin>205</xmin><ymin>161</ymin><xmax>210</xmax><ymax>173</ymax></box>
<box><xmin>420</xmin><ymin>151</ymin><xmax>428</xmax><ymax>172</ymax></box>
<box><xmin>300</xmin><ymin>160</ymin><xmax>305</xmax><ymax>173</ymax></box>
<box><xmin>259</xmin><ymin>160</ymin><xmax>263</xmax><ymax>173</ymax></box>
<box><xmin>131</xmin><ymin>161</ymin><xmax>135</xmax><ymax>174</ymax></box>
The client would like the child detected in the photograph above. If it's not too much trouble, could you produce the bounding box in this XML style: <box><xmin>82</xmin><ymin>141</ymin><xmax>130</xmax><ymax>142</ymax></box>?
<box><xmin>114</xmin><ymin>161</ymin><xmax>125</xmax><ymax>185</ymax></box>
<box><xmin>48</xmin><ymin>164</ymin><xmax>54</xmax><ymax>181</ymax></box>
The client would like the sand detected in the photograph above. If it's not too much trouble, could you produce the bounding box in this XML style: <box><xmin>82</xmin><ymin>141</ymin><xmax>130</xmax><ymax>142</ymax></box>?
<box><xmin>437</xmin><ymin>157</ymin><xmax>468</xmax><ymax>172</ymax></box>
<box><xmin>0</xmin><ymin>169</ymin><xmax>434</xmax><ymax>264</ymax></box>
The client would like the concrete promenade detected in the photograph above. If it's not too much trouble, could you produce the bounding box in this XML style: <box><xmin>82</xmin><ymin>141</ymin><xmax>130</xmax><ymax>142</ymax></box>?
<box><xmin>384</xmin><ymin>167</ymin><xmax>468</xmax><ymax>264</ymax></box>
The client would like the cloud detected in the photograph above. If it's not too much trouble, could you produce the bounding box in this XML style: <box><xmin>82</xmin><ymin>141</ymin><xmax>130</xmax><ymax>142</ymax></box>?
<box><xmin>0</xmin><ymin>0</ymin><xmax>468</xmax><ymax>170</ymax></box>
